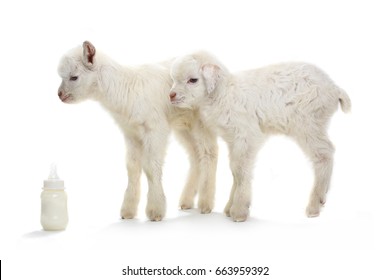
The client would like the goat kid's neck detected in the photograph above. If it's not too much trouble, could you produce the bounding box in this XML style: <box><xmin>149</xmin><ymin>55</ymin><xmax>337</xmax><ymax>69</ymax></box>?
<box><xmin>93</xmin><ymin>57</ymin><xmax>136</xmax><ymax>116</ymax></box>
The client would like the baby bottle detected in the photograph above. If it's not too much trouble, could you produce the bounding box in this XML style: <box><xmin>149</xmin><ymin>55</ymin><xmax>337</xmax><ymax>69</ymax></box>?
<box><xmin>41</xmin><ymin>164</ymin><xmax>68</xmax><ymax>231</ymax></box>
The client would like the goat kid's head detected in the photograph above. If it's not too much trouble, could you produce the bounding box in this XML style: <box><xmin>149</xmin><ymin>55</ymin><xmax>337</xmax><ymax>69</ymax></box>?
<box><xmin>57</xmin><ymin>41</ymin><xmax>98</xmax><ymax>103</ymax></box>
<box><xmin>169</xmin><ymin>52</ymin><xmax>222</xmax><ymax>109</ymax></box>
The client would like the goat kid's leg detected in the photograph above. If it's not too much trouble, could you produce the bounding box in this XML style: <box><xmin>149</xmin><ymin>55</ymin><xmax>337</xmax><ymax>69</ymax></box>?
<box><xmin>121</xmin><ymin>138</ymin><xmax>142</xmax><ymax>219</ymax></box>
<box><xmin>226</xmin><ymin>138</ymin><xmax>259</xmax><ymax>222</ymax></box>
<box><xmin>142</xmin><ymin>129</ymin><xmax>169</xmax><ymax>221</ymax></box>
<box><xmin>174</xmin><ymin>130</ymin><xmax>200</xmax><ymax>210</ymax></box>
<box><xmin>194</xmin><ymin>126</ymin><xmax>218</xmax><ymax>214</ymax></box>
<box><xmin>297</xmin><ymin>133</ymin><xmax>335</xmax><ymax>217</ymax></box>
<box><xmin>224</xmin><ymin>182</ymin><xmax>237</xmax><ymax>217</ymax></box>
<box><xmin>306</xmin><ymin>145</ymin><xmax>334</xmax><ymax>217</ymax></box>
<box><xmin>175</xmin><ymin>124</ymin><xmax>218</xmax><ymax>214</ymax></box>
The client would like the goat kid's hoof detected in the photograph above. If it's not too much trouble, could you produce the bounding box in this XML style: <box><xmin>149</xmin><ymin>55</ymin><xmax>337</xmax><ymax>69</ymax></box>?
<box><xmin>200</xmin><ymin>207</ymin><xmax>212</xmax><ymax>214</ymax></box>
<box><xmin>306</xmin><ymin>204</ymin><xmax>321</xmax><ymax>218</ymax></box>
<box><xmin>230</xmin><ymin>205</ymin><xmax>249</xmax><ymax>222</ymax></box>
<box><xmin>146</xmin><ymin>207</ymin><xmax>165</xmax><ymax>222</ymax></box>
<box><xmin>150</xmin><ymin>215</ymin><xmax>163</xmax><ymax>222</ymax></box>
<box><xmin>198</xmin><ymin>200</ymin><xmax>213</xmax><ymax>214</ymax></box>
<box><xmin>224</xmin><ymin>205</ymin><xmax>232</xmax><ymax>217</ymax></box>
<box><xmin>306</xmin><ymin>195</ymin><xmax>326</xmax><ymax>217</ymax></box>
<box><xmin>147</xmin><ymin>212</ymin><xmax>164</xmax><ymax>221</ymax></box>
<box><xmin>180</xmin><ymin>203</ymin><xmax>193</xmax><ymax>210</ymax></box>
<box><xmin>120</xmin><ymin>207</ymin><xmax>136</xmax><ymax>219</ymax></box>
<box><xmin>179</xmin><ymin>196</ymin><xmax>194</xmax><ymax>210</ymax></box>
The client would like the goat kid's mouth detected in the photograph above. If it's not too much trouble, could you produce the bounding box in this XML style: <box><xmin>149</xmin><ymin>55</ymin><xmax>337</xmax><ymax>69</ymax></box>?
<box><xmin>60</xmin><ymin>94</ymin><xmax>73</xmax><ymax>103</ymax></box>
<box><xmin>170</xmin><ymin>97</ymin><xmax>185</xmax><ymax>105</ymax></box>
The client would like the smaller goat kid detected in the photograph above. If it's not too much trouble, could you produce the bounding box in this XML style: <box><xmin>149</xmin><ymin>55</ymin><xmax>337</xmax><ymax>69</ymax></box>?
<box><xmin>57</xmin><ymin>42</ymin><xmax>218</xmax><ymax>221</ymax></box>
<box><xmin>169</xmin><ymin>51</ymin><xmax>351</xmax><ymax>222</ymax></box>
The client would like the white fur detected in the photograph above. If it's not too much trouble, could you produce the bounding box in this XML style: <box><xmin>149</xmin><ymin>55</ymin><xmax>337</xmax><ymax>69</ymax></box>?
<box><xmin>170</xmin><ymin>51</ymin><xmax>351</xmax><ymax>222</ymax></box>
<box><xmin>57</xmin><ymin>42</ymin><xmax>218</xmax><ymax>221</ymax></box>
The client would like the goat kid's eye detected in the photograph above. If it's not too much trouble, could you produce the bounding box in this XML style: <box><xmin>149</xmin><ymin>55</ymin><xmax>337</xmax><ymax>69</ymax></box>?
<box><xmin>70</xmin><ymin>76</ymin><xmax>78</xmax><ymax>81</ymax></box>
<box><xmin>187</xmin><ymin>78</ymin><xmax>198</xmax><ymax>84</ymax></box>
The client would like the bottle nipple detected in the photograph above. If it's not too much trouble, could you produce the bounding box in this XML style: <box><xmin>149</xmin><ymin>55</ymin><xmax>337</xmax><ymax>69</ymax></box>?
<box><xmin>48</xmin><ymin>163</ymin><xmax>60</xmax><ymax>180</ymax></box>
<box><xmin>44</xmin><ymin>163</ymin><xmax>64</xmax><ymax>189</ymax></box>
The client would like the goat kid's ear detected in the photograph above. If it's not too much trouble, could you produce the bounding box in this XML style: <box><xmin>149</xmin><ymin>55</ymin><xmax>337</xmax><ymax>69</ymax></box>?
<box><xmin>82</xmin><ymin>41</ymin><xmax>96</xmax><ymax>68</ymax></box>
<box><xmin>201</xmin><ymin>64</ymin><xmax>220</xmax><ymax>94</ymax></box>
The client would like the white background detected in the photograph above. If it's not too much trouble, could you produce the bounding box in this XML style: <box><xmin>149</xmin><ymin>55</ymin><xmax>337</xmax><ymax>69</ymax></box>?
<box><xmin>0</xmin><ymin>0</ymin><xmax>389</xmax><ymax>279</ymax></box>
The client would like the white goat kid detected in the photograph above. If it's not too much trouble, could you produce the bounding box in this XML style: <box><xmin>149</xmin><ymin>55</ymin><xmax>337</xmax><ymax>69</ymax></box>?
<box><xmin>57</xmin><ymin>42</ymin><xmax>218</xmax><ymax>221</ymax></box>
<box><xmin>169</xmin><ymin>51</ymin><xmax>351</xmax><ymax>222</ymax></box>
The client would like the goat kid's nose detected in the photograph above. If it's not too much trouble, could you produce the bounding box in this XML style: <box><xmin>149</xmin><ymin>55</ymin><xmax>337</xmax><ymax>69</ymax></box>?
<box><xmin>169</xmin><ymin>92</ymin><xmax>177</xmax><ymax>101</ymax></box>
<box><xmin>58</xmin><ymin>91</ymin><xmax>63</xmax><ymax>98</ymax></box>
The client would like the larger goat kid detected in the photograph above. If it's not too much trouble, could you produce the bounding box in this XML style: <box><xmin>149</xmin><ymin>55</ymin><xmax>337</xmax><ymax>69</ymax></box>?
<box><xmin>169</xmin><ymin>51</ymin><xmax>351</xmax><ymax>222</ymax></box>
<box><xmin>57</xmin><ymin>42</ymin><xmax>218</xmax><ymax>221</ymax></box>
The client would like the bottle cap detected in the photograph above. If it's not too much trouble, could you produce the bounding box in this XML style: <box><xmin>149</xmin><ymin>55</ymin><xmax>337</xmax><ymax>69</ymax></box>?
<box><xmin>43</xmin><ymin>163</ymin><xmax>65</xmax><ymax>189</ymax></box>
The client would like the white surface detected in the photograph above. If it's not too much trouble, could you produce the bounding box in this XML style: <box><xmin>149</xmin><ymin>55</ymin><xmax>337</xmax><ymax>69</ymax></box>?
<box><xmin>0</xmin><ymin>0</ymin><xmax>388</xmax><ymax>279</ymax></box>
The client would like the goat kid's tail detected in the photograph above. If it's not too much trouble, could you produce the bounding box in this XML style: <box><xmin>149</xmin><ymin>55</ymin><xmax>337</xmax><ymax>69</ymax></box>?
<box><xmin>338</xmin><ymin>89</ymin><xmax>351</xmax><ymax>113</ymax></box>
